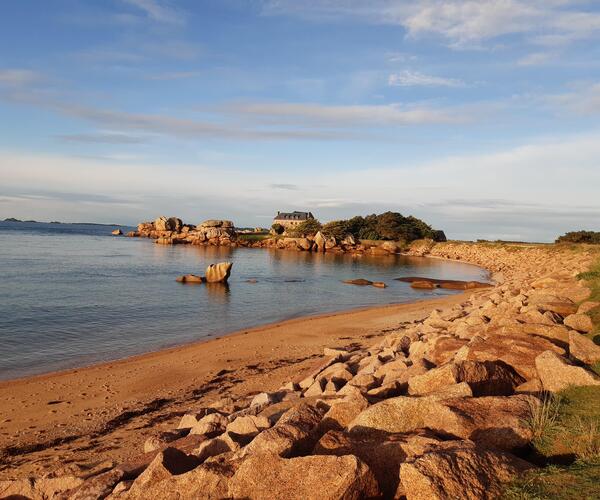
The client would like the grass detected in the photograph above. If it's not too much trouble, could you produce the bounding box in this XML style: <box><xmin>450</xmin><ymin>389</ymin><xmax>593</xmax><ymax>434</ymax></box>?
<box><xmin>505</xmin><ymin>386</ymin><xmax>600</xmax><ymax>499</ymax></box>
<box><xmin>237</xmin><ymin>233</ymin><xmax>271</xmax><ymax>242</ymax></box>
<box><xmin>504</xmin><ymin>255</ymin><xmax>600</xmax><ymax>499</ymax></box>
<box><xmin>503</xmin><ymin>461</ymin><xmax>600</xmax><ymax>500</ymax></box>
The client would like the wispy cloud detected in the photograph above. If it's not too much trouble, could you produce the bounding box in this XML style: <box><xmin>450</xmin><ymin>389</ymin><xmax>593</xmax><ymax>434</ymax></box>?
<box><xmin>517</xmin><ymin>51</ymin><xmax>556</xmax><ymax>66</ymax></box>
<box><xmin>221</xmin><ymin>101</ymin><xmax>467</xmax><ymax>126</ymax></box>
<box><xmin>146</xmin><ymin>71</ymin><xmax>201</xmax><ymax>81</ymax></box>
<box><xmin>269</xmin><ymin>183</ymin><xmax>299</xmax><ymax>190</ymax></box>
<box><xmin>261</xmin><ymin>1</ymin><xmax>600</xmax><ymax>49</ymax></box>
<box><xmin>0</xmin><ymin>69</ymin><xmax>40</xmax><ymax>87</ymax></box>
<box><xmin>122</xmin><ymin>0</ymin><xmax>185</xmax><ymax>25</ymax></box>
<box><xmin>388</xmin><ymin>70</ymin><xmax>465</xmax><ymax>88</ymax></box>
<box><xmin>545</xmin><ymin>82</ymin><xmax>600</xmax><ymax>115</ymax></box>
<box><xmin>55</xmin><ymin>133</ymin><xmax>148</xmax><ymax>144</ymax></box>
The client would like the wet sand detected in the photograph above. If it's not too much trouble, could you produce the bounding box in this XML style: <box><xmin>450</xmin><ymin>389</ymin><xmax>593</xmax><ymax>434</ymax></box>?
<box><xmin>0</xmin><ymin>292</ymin><xmax>470</xmax><ymax>479</ymax></box>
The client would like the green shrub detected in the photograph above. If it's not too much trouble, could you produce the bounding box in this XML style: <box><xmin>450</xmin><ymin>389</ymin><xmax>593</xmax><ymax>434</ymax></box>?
<box><xmin>288</xmin><ymin>218</ymin><xmax>322</xmax><ymax>237</ymax></box>
<box><xmin>318</xmin><ymin>211</ymin><xmax>445</xmax><ymax>243</ymax></box>
<box><xmin>556</xmin><ymin>231</ymin><xmax>600</xmax><ymax>244</ymax></box>
<box><xmin>271</xmin><ymin>223</ymin><xmax>284</xmax><ymax>235</ymax></box>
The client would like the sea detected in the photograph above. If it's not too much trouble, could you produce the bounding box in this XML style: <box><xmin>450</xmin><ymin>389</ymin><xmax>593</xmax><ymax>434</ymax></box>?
<box><xmin>0</xmin><ymin>221</ymin><xmax>489</xmax><ymax>380</ymax></box>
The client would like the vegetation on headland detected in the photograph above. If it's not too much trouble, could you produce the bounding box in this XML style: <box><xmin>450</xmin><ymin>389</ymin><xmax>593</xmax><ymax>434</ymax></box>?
<box><xmin>283</xmin><ymin>211</ymin><xmax>446</xmax><ymax>243</ymax></box>
<box><xmin>556</xmin><ymin>231</ymin><xmax>600</xmax><ymax>244</ymax></box>
<box><xmin>504</xmin><ymin>256</ymin><xmax>600</xmax><ymax>500</ymax></box>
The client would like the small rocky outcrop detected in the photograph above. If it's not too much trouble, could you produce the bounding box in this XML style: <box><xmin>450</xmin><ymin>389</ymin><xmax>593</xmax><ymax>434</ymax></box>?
<box><xmin>131</xmin><ymin>216</ymin><xmax>237</xmax><ymax>247</ymax></box>
<box><xmin>112</xmin><ymin>229</ymin><xmax>122</xmax><ymax>236</ymax></box>
<box><xmin>176</xmin><ymin>262</ymin><xmax>233</xmax><ymax>285</ymax></box>
<box><xmin>205</xmin><ymin>262</ymin><xmax>233</xmax><ymax>283</ymax></box>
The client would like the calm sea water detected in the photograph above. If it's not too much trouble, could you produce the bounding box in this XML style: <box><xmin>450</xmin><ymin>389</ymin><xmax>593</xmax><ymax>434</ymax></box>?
<box><xmin>0</xmin><ymin>221</ymin><xmax>488</xmax><ymax>380</ymax></box>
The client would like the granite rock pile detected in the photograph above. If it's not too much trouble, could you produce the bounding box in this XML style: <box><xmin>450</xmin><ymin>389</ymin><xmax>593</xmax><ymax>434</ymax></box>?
<box><xmin>129</xmin><ymin>217</ymin><xmax>237</xmax><ymax>246</ymax></box>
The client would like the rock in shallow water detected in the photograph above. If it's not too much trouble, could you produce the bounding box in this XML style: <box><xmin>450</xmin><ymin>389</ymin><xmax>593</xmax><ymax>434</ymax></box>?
<box><xmin>205</xmin><ymin>262</ymin><xmax>233</xmax><ymax>283</ymax></box>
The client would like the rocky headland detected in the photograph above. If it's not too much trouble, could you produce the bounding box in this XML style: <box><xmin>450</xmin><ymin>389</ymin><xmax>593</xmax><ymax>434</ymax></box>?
<box><xmin>128</xmin><ymin>215</ymin><xmax>414</xmax><ymax>256</ymax></box>
<box><xmin>2</xmin><ymin>241</ymin><xmax>600</xmax><ymax>499</ymax></box>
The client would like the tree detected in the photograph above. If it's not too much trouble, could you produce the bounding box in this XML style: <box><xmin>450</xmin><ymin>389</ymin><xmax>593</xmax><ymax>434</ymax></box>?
<box><xmin>556</xmin><ymin>231</ymin><xmax>600</xmax><ymax>244</ymax></box>
<box><xmin>271</xmin><ymin>223</ymin><xmax>285</xmax><ymax>235</ymax></box>
<box><xmin>288</xmin><ymin>218</ymin><xmax>322</xmax><ymax>236</ymax></box>
<box><xmin>322</xmin><ymin>219</ymin><xmax>351</xmax><ymax>240</ymax></box>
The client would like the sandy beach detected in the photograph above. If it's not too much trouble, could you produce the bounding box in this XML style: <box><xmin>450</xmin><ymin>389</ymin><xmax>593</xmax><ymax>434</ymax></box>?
<box><xmin>0</xmin><ymin>292</ymin><xmax>470</xmax><ymax>479</ymax></box>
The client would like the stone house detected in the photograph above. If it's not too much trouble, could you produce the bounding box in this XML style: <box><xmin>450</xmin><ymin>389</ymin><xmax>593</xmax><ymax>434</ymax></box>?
<box><xmin>273</xmin><ymin>211</ymin><xmax>315</xmax><ymax>229</ymax></box>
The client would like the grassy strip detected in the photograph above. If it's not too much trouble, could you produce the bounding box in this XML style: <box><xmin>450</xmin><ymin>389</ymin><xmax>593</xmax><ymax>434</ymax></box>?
<box><xmin>504</xmin><ymin>255</ymin><xmax>600</xmax><ymax>499</ymax></box>
<box><xmin>237</xmin><ymin>233</ymin><xmax>271</xmax><ymax>242</ymax></box>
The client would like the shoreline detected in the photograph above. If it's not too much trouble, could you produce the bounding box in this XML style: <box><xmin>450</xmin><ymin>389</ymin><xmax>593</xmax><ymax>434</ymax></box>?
<box><xmin>0</xmin><ymin>290</ymin><xmax>473</xmax><ymax>478</ymax></box>
<box><xmin>0</xmin><ymin>289</ymin><xmax>475</xmax><ymax>385</ymax></box>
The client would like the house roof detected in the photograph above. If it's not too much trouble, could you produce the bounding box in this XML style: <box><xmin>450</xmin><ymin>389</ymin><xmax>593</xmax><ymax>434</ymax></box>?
<box><xmin>274</xmin><ymin>211</ymin><xmax>314</xmax><ymax>221</ymax></box>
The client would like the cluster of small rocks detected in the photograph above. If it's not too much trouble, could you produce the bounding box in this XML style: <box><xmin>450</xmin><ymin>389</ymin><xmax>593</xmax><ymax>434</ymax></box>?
<box><xmin>128</xmin><ymin>217</ymin><xmax>237</xmax><ymax>246</ymax></box>
<box><xmin>252</xmin><ymin>232</ymin><xmax>404</xmax><ymax>256</ymax></box>
<box><xmin>3</xmin><ymin>243</ymin><xmax>600</xmax><ymax>499</ymax></box>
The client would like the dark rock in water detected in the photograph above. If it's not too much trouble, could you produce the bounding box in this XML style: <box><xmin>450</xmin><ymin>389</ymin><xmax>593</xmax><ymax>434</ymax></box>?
<box><xmin>344</xmin><ymin>279</ymin><xmax>373</xmax><ymax>286</ymax></box>
<box><xmin>397</xmin><ymin>277</ymin><xmax>490</xmax><ymax>290</ymax></box>
<box><xmin>176</xmin><ymin>274</ymin><xmax>204</xmax><ymax>284</ymax></box>
<box><xmin>111</xmin><ymin>229</ymin><xmax>123</xmax><ymax>236</ymax></box>
<box><xmin>410</xmin><ymin>280</ymin><xmax>437</xmax><ymax>290</ymax></box>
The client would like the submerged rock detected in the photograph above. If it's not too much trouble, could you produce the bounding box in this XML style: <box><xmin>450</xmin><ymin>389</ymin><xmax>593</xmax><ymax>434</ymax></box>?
<box><xmin>176</xmin><ymin>274</ymin><xmax>204</xmax><ymax>284</ymax></box>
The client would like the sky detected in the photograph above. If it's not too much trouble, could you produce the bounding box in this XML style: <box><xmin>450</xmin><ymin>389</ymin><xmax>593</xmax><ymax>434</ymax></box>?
<box><xmin>1</xmin><ymin>0</ymin><xmax>600</xmax><ymax>241</ymax></box>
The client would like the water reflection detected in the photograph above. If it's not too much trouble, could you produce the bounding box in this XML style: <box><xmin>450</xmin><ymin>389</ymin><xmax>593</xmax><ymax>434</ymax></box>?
<box><xmin>205</xmin><ymin>282</ymin><xmax>231</xmax><ymax>304</ymax></box>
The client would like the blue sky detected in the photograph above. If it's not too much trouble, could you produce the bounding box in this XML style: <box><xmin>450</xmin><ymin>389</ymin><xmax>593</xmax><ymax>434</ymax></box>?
<box><xmin>1</xmin><ymin>0</ymin><xmax>600</xmax><ymax>241</ymax></box>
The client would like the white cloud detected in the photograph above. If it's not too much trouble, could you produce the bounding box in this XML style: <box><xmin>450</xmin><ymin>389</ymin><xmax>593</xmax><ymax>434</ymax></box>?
<box><xmin>261</xmin><ymin>1</ymin><xmax>600</xmax><ymax>49</ymax></box>
<box><xmin>122</xmin><ymin>0</ymin><xmax>185</xmax><ymax>25</ymax></box>
<box><xmin>388</xmin><ymin>70</ymin><xmax>465</xmax><ymax>87</ymax></box>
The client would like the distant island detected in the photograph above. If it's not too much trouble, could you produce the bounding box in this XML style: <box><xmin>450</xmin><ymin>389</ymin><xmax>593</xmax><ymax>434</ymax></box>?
<box><xmin>3</xmin><ymin>218</ymin><xmax>127</xmax><ymax>227</ymax></box>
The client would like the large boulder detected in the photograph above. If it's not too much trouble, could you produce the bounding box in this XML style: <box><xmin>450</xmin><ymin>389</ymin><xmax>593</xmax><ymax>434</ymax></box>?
<box><xmin>242</xmin><ymin>403</ymin><xmax>325</xmax><ymax>457</ymax></box>
<box><xmin>314</xmin><ymin>430</ymin><xmax>441</xmax><ymax>498</ymax></box>
<box><xmin>407</xmin><ymin>360</ymin><xmax>525</xmax><ymax>397</ymax></box>
<box><xmin>348</xmin><ymin>395</ymin><xmax>536</xmax><ymax>452</ymax></box>
<box><xmin>399</xmin><ymin>440</ymin><xmax>533</xmax><ymax>500</ymax></box>
<box><xmin>198</xmin><ymin>219</ymin><xmax>233</xmax><ymax>228</ymax></box>
<box><xmin>205</xmin><ymin>262</ymin><xmax>233</xmax><ymax>283</ymax></box>
<box><xmin>167</xmin><ymin>217</ymin><xmax>183</xmax><ymax>232</ymax></box>
<box><xmin>125</xmin><ymin>448</ymin><xmax>200</xmax><ymax>498</ymax></box>
<box><xmin>464</xmin><ymin>332</ymin><xmax>565</xmax><ymax>379</ymax></box>
<box><xmin>564</xmin><ymin>313</ymin><xmax>594</xmax><ymax>333</ymax></box>
<box><xmin>124</xmin><ymin>455</ymin><xmax>240</xmax><ymax>500</ymax></box>
<box><xmin>228</xmin><ymin>454</ymin><xmax>380</xmax><ymax>500</ymax></box>
<box><xmin>154</xmin><ymin>216</ymin><xmax>169</xmax><ymax>231</ymax></box>
<box><xmin>535</xmin><ymin>350</ymin><xmax>600</xmax><ymax>392</ymax></box>
<box><xmin>569</xmin><ymin>331</ymin><xmax>600</xmax><ymax>365</ymax></box>
<box><xmin>314</xmin><ymin>231</ymin><xmax>327</xmax><ymax>252</ymax></box>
